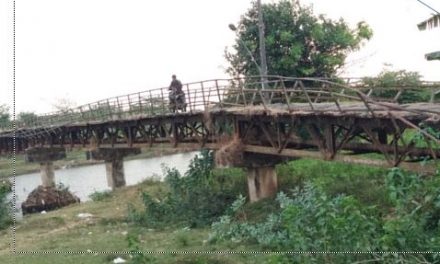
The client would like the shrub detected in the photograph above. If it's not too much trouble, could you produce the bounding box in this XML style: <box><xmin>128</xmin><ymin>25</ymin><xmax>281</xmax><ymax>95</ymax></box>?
<box><xmin>276</xmin><ymin>159</ymin><xmax>391</xmax><ymax>212</ymax></box>
<box><xmin>129</xmin><ymin>150</ymin><xmax>247</xmax><ymax>228</ymax></box>
<box><xmin>0</xmin><ymin>181</ymin><xmax>12</xmax><ymax>230</ymax></box>
<box><xmin>210</xmin><ymin>185</ymin><xmax>379</xmax><ymax>262</ymax></box>
<box><xmin>210</xmin><ymin>168</ymin><xmax>440</xmax><ymax>263</ymax></box>
<box><xmin>380</xmin><ymin>169</ymin><xmax>440</xmax><ymax>256</ymax></box>
<box><xmin>89</xmin><ymin>190</ymin><xmax>112</xmax><ymax>202</ymax></box>
<box><xmin>126</xmin><ymin>230</ymin><xmax>157</xmax><ymax>263</ymax></box>
<box><xmin>0</xmin><ymin>179</ymin><xmax>12</xmax><ymax>192</ymax></box>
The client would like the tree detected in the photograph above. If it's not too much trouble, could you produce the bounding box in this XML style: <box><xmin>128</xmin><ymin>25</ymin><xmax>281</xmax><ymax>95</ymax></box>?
<box><xmin>362</xmin><ymin>69</ymin><xmax>432</xmax><ymax>103</ymax></box>
<box><xmin>226</xmin><ymin>0</ymin><xmax>373</xmax><ymax>79</ymax></box>
<box><xmin>362</xmin><ymin>69</ymin><xmax>422</xmax><ymax>88</ymax></box>
<box><xmin>17</xmin><ymin>111</ymin><xmax>38</xmax><ymax>127</ymax></box>
<box><xmin>0</xmin><ymin>105</ymin><xmax>11</xmax><ymax>130</ymax></box>
<box><xmin>52</xmin><ymin>98</ymin><xmax>77</xmax><ymax>113</ymax></box>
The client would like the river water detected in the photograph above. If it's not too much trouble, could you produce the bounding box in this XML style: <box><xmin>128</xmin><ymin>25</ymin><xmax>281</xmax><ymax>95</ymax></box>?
<box><xmin>7</xmin><ymin>151</ymin><xmax>199</xmax><ymax>218</ymax></box>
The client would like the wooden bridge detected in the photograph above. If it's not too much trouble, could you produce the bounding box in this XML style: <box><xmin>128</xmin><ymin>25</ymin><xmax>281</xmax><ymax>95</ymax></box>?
<box><xmin>1</xmin><ymin>76</ymin><xmax>439</xmax><ymax>201</ymax></box>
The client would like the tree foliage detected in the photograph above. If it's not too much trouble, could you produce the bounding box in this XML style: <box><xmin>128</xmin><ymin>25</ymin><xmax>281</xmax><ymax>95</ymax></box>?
<box><xmin>52</xmin><ymin>98</ymin><xmax>77</xmax><ymax>113</ymax></box>
<box><xmin>362</xmin><ymin>70</ymin><xmax>422</xmax><ymax>88</ymax></box>
<box><xmin>226</xmin><ymin>0</ymin><xmax>372</xmax><ymax>78</ymax></box>
<box><xmin>17</xmin><ymin>112</ymin><xmax>38</xmax><ymax>127</ymax></box>
<box><xmin>362</xmin><ymin>70</ymin><xmax>432</xmax><ymax>103</ymax></box>
<box><xmin>0</xmin><ymin>105</ymin><xmax>11</xmax><ymax>130</ymax></box>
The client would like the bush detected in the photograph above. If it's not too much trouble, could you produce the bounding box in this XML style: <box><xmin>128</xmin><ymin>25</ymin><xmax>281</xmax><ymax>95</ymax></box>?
<box><xmin>126</xmin><ymin>229</ymin><xmax>157</xmax><ymax>263</ymax></box>
<box><xmin>129</xmin><ymin>150</ymin><xmax>247</xmax><ymax>228</ymax></box>
<box><xmin>0</xmin><ymin>181</ymin><xmax>12</xmax><ymax>230</ymax></box>
<box><xmin>89</xmin><ymin>190</ymin><xmax>112</xmax><ymax>202</ymax></box>
<box><xmin>380</xmin><ymin>168</ymin><xmax>440</xmax><ymax>254</ymax></box>
<box><xmin>210</xmin><ymin>185</ymin><xmax>379</xmax><ymax>263</ymax></box>
<box><xmin>276</xmin><ymin>159</ymin><xmax>391</xmax><ymax>212</ymax></box>
<box><xmin>210</xmin><ymin>168</ymin><xmax>440</xmax><ymax>263</ymax></box>
<box><xmin>0</xmin><ymin>180</ymin><xmax>12</xmax><ymax>192</ymax></box>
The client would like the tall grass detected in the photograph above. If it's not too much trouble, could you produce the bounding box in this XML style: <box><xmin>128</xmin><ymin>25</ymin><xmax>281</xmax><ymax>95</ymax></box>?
<box><xmin>0</xmin><ymin>180</ymin><xmax>12</xmax><ymax>229</ymax></box>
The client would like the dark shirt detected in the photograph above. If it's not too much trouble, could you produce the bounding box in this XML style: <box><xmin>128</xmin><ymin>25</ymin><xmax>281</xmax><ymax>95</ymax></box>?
<box><xmin>169</xmin><ymin>79</ymin><xmax>183</xmax><ymax>93</ymax></box>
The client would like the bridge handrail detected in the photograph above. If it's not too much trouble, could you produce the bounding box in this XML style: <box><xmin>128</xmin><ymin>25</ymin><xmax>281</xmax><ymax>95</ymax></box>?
<box><xmin>2</xmin><ymin>76</ymin><xmax>440</xmax><ymax>137</ymax></box>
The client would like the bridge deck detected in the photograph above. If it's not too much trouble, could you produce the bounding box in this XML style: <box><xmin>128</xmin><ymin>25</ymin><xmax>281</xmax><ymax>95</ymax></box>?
<box><xmin>215</xmin><ymin>102</ymin><xmax>440</xmax><ymax>118</ymax></box>
<box><xmin>59</xmin><ymin>102</ymin><xmax>439</xmax><ymax>128</ymax></box>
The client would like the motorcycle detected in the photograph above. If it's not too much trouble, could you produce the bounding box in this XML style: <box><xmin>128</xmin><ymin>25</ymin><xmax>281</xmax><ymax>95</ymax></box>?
<box><xmin>169</xmin><ymin>90</ymin><xmax>187</xmax><ymax>113</ymax></box>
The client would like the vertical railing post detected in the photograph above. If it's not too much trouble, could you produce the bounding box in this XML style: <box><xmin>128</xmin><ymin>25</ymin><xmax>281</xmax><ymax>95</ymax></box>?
<box><xmin>207</xmin><ymin>81</ymin><xmax>212</xmax><ymax>104</ymax></box>
<box><xmin>240</xmin><ymin>85</ymin><xmax>247</xmax><ymax>106</ymax></box>
<box><xmin>160</xmin><ymin>88</ymin><xmax>166</xmax><ymax>114</ymax></box>
<box><xmin>116</xmin><ymin>97</ymin><xmax>122</xmax><ymax>118</ymax></box>
<box><xmin>250</xmin><ymin>82</ymin><xmax>257</xmax><ymax>105</ymax></box>
<box><xmin>215</xmin><ymin>80</ymin><xmax>223</xmax><ymax>109</ymax></box>
<box><xmin>69</xmin><ymin>109</ymin><xmax>74</xmax><ymax>123</ymax></box>
<box><xmin>234</xmin><ymin>80</ymin><xmax>241</xmax><ymax>104</ymax></box>
<box><xmin>186</xmin><ymin>84</ymin><xmax>192</xmax><ymax>113</ymax></box>
<box><xmin>88</xmin><ymin>104</ymin><xmax>94</xmax><ymax>120</ymax></box>
<box><xmin>127</xmin><ymin>95</ymin><xmax>132</xmax><ymax>114</ymax></box>
<box><xmin>281</xmin><ymin>79</ymin><xmax>291</xmax><ymax>112</ymax></box>
<box><xmin>149</xmin><ymin>90</ymin><xmax>154</xmax><ymax>115</ymax></box>
<box><xmin>299</xmin><ymin>81</ymin><xmax>315</xmax><ymax>111</ymax></box>
<box><xmin>107</xmin><ymin>99</ymin><xmax>113</xmax><ymax>120</ymax></box>
<box><xmin>138</xmin><ymin>92</ymin><xmax>143</xmax><ymax>114</ymax></box>
<box><xmin>97</xmin><ymin>101</ymin><xmax>101</xmax><ymax>120</ymax></box>
<box><xmin>258</xmin><ymin>90</ymin><xmax>268</xmax><ymax>111</ymax></box>
<box><xmin>79</xmin><ymin>106</ymin><xmax>85</xmax><ymax>122</ymax></box>
<box><xmin>201</xmin><ymin>82</ymin><xmax>207</xmax><ymax>109</ymax></box>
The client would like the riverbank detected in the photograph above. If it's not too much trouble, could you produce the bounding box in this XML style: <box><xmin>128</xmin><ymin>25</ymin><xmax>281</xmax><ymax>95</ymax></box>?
<box><xmin>0</xmin><ymin>179</ymin><xmax>258</xmax><ymax>264</ymax></box>
<box><xmin>0</xmin><ymin>146</ymin><xmax>199</xmax><ymax>179</ymax></box>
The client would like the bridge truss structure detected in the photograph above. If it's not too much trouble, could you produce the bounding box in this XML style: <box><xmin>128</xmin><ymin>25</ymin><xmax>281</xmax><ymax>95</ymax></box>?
<box><xmin>1</xmin><ymin>76</ymin><xmax>439</xmax><ymax>173</ymax></box>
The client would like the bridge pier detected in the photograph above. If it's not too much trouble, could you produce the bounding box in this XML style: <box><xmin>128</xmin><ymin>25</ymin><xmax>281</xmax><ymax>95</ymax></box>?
<box><xmin>246</xmin><ymin>165</ymin><xmax>278</xmax><ymax>202</ymax></box>
<box><xmin>243</xmin><ymin>153</ymin><xmax>283</xmax><ymax>202</ymax></box>
<box><xmin>88</xmin><ymin>147</ymin><xmax>141</xmax><ymax>190</ymax></box>
<box><xmin>25</xmin><ymin>147</ymin><xmax>66</xmax><ymax>187</ymax></box>
<box><xmin>215</xmin><ymin>147</ymin><xmax>282</xmax><ymax>202</ymax></box>
<box><xmin>40</xmin><ymin>162</ymin><xmax>55</xmax><ymax>187</ymax></box>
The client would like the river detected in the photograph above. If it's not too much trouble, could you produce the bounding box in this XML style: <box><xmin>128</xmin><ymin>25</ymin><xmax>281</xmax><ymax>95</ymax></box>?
<box><xmin>7</xmin><ymin>151</ymin><xmax>199</xmax><ymax>218</ymax></box>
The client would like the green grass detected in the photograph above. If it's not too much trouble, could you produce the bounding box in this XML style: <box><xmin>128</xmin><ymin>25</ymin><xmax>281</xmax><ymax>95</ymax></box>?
<box><xmin>0</xmin><ymin>156</ymin><xmax>433</xmax><ymax>263</ymax></box>
<box><xmin>277</xmin><ymin>158</ymin><xmax>393</xmax><ymax>212</ymax></box>
<box><xmin>0</xmin><ymin>178</ymin><xmax>262</xmax><ymax>264</ymax></box>
<box><xmin>89</xmin><ymin>190</ymin><xmax>112</xmax><ymax>202</ymax></box>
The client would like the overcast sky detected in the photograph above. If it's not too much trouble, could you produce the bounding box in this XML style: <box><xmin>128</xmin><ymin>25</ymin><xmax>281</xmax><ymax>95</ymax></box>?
<box><xmin>0</xmin><ymin>0</ymin><xmax>439</xmax><ymax>114</ymax></box>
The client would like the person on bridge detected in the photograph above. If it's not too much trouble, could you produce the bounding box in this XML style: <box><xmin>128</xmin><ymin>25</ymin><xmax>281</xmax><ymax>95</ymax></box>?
<box><xmin>168</xmin><ymin>74</ymin><xmax>186</xmax><ymax>111</ymax></box>
<box><xmin>169</xmin><ymin>74</ymin><xmax>183</xmax><ymax>95</ymax></box>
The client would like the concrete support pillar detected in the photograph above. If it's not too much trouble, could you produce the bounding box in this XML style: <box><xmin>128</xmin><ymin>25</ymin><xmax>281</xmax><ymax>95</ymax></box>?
<box><xmin>215</xmin><ymin>146</ymin><xmax>284</xmax><ymax>203</ymax></box>
<box><xmin>247</xmin><ymin>165</ymin><xmax>278</xmax><ymax>202</ymax></box>
<box><xmin>25</xmin><ymin>147</ymin><xmax>66</xmax><ymax>187</ymax></box>
<box><xmin>234</xmin><ymin>152</ymin><xmax>283</xmax><ymax>203</ymax></box>
<box><xmin>89</xmin><ymin>147</ymin><xmax>141</xmax><ymax>190</ymax></box>
<box><xmin>40</xmin><ymin>161</ymin><xmax>55</xmax><ymax>187</ymax></box>
<box><xmin>105</xmin><ymin>158</ymin><xmax>126</xmax><ymax>189</ymax></box>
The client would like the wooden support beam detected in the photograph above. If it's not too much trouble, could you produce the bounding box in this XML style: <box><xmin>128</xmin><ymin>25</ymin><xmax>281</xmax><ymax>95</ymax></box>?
<box><xmin>242</xmin><ymin>144</ymin><xmax>437</xmax><ymax>174</ymax></box>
